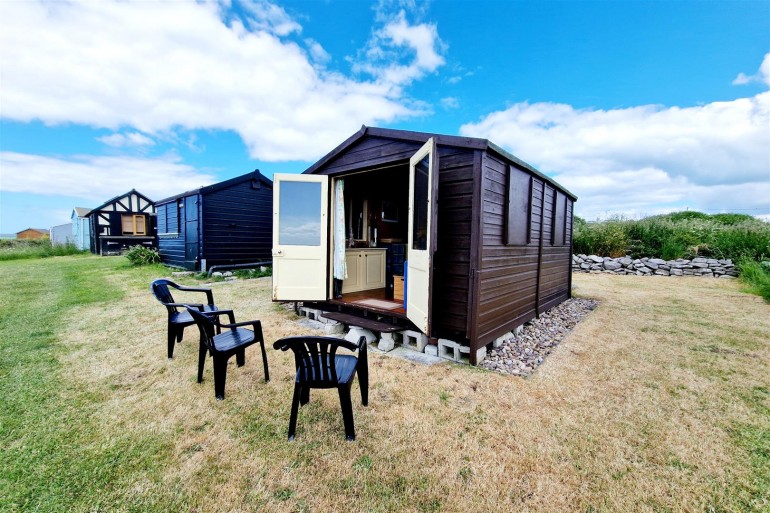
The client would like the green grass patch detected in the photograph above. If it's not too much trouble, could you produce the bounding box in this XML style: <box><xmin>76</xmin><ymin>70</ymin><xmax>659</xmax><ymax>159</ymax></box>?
<box><xmin>0</xmin><ymin>256</ymin><xmax>188</xmax><ymax>512</ymax></box>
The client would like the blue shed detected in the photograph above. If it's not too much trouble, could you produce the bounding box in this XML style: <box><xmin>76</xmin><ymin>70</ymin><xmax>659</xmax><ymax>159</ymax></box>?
<box><xmin>71</xmin><ymin>207</ymin><xmax>91</xmax><ymax>251</ymax></box>
<box><xmin>155</xmin><ymin>170</ymin><xmax>273</xmax><ymax>271</ymax></box>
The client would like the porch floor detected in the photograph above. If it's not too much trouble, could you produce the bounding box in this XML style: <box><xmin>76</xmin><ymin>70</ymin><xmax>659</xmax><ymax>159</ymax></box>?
<box><xmin>329</xmin><ymin>288</ymin><xmax>406</xmax><ymax>317</ymax></box>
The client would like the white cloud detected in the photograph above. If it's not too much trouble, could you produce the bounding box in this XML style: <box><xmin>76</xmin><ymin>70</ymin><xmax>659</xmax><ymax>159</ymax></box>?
<box><xmin>233</xmin><ymin>0</ymin><xmax>302</xmax><ymax>36</ymax></box>
<box><xmin>733</xmin><ymin>53</ymin><xmax>770</xmax><ymax>86</ymax></box>
<box><xmin>97</xmin><ymin>132</ymin><xmax>155</xmax><ymax>148</ymax></box>
<box><xmin>0</xmin><ymin>0</ymin><xmax>433</xmax><ymax>161</ymax></box>
<box><xmin>440</xmin><ymin>97</ymin><xmax>459</xmax><ymax>109</ymax></box>
<box><xmin>0</xmin><ymin>152</ymin><xmax>217</xmax><ymax>202</ymax></box>
<box><xmin>354</xmin><ymin>9</ymin><xmax>445</xmax><ymax>92</ymax></box>
<box><xmin>305</xmin><ymin>38</ymin><xmax>331</xmax><ymax>65</ymax></box>
<box><xmin>461</xmin><ymin>90</ymin><xmax>770</xmax><ymax>219</ymax></box>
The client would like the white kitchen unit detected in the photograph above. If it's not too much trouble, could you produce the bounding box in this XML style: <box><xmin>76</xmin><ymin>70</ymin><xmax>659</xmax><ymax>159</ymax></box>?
<box><xmin>342</xmin><ymin>248</ymin><xmax>386</xmax><ymax>293</ymax></box>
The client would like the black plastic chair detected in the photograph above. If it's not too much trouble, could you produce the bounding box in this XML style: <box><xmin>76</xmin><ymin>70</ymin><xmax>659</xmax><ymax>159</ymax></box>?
<box><xmin>186</xmin><ymin>307</ymin><xmax>269</xmax><ymax>400</ymax></box>
<box><xmin>273</xmin><ymin>336</ymin><xmax>368</xmax><ymax>441</ymax></box>
<box><xmin>150</xmin><ymin>279</ymin><xmax>231</xmax><ymax>359</ymax></box>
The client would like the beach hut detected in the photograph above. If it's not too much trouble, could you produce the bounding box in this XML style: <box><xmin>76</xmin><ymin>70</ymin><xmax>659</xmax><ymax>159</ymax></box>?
<box><xmin>87</xmin><ymin>190</ymin><xmax>155</xmax><ymax>255</ymax></box>
<box><xmin>71</xmin><ymin>207</ymin><xmax>91</xmax><ymax>251</ymax></box>
<box><xmin>272</xmin><ymin>126</ymin><xmax>576</xmax><ymax>364</ymax></box>
<box><xmin>155</xmin><ymin>170</ymin><xmax>273</xmax><ymax>271</ymax></box>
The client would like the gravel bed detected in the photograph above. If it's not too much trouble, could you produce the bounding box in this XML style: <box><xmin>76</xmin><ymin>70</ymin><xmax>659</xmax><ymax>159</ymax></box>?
<box><xmin>479</xmin><ymin>297</ymin><xmax>598</xmax><ymax>376</ymax></box>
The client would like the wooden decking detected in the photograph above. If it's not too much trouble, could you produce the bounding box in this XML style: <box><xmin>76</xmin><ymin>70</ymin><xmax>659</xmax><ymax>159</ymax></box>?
<box><xmin>329</xmin><ymin>288</ymin><xmax>406</xmax><ymax>316</ymax></box>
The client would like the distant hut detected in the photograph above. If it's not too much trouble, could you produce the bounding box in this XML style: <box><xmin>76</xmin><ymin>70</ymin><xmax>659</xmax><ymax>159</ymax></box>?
<box><xmin>50</xmin><ymin>223</ymin><xmax>74</xmax><ymax>245</ymax></box>
<box><xmin>87</xmin><ymin>190</ymin><xmax>155</xmax><ymax>255</ymax></box>
<box><xmin>71</xmin><ymin>207</ymin><xmax>92</xmax><ymax>251</ymax></box>
<box><xmin>155</xmin><ymin>170</ymin><xmax>273</xmax><ymax>271</ymax></box>
<box><xmin>16</xmin><ymin>228</ymin><xmax>49</xmax><ymax>240</ymax></box>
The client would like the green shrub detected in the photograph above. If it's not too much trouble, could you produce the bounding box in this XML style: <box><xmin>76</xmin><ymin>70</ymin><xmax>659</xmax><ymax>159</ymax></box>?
<box><xmin>573</xmin><ymin>218</ymin><xmax>629</xmax><ymax>257</ymax></box>
<box><xmin>737</xmin><ymin>259</ymin><xmax>770</xmax><ymax>302</ymax></box>
<box><xmin>574</xmin><ymin>212</ymin><xmax>770</xmax><ymax>262</ymax></box>
<box><xmin>0</xmin><ymin>240</ymin><xmax>84</xmax><ymax>261</ymax></box>
<box><xmin>124</xmin><ymin>245</ymin><xmax>161</xmax><ymax>266</ymax></box>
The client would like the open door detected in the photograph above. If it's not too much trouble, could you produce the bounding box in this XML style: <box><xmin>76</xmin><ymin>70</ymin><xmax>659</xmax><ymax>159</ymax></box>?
<box><xmin>406</xmin><ymin>138</ymin><xmax>438</xmax><ymax>335</ymax></box>
<box><xmin>272</xmin><ymin>174</ymin><xmax>329</xmax><ymax>301</ymax></box>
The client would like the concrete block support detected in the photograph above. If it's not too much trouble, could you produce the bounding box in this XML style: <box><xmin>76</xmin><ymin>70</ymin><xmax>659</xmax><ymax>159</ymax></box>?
<box><xmin>437</xmin><ymin>339</ymin><xmax>470</xmax><ymax>364</ymax></box>
<box><xmin>401</xmin><ymin>330</ymin><xmax>428</xmax><ymax>352</ymax></box>
<box><xmin>323</xmin><ymin>321</ymin><xmax>344</xmax><ymax>336</ymax></box>
<box><xmin>345</xmin><ymin>327</ymin><xmax>376</xmax><ymax>344</ymax></box>
<box><xmin>378</xmin><ymin>332</ymin><xmax>397</xmax><ymax>352</ymax></box>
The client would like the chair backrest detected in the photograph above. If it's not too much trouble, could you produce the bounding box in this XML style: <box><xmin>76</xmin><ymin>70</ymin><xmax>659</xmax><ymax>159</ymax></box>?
<box><xmin>150</xmin><ymin>279</ymin><xmax>177</xmax><ymax>307</ymax></box>
<box><xmin>273</xmin><ymin>336</ymin><xmax>359</xmax><ymax>387</ymax></box>
<box><xmin>186</xmin><ymin>306</ymin><xmax>216</xmax><ymax>351</ymax></box>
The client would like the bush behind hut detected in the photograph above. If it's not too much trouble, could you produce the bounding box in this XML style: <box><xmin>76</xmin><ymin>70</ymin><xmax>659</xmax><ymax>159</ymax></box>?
<box><xmin>574</xmin><ymin>212</ymin><xmax>770</xmax><ymax>262</ymax></box>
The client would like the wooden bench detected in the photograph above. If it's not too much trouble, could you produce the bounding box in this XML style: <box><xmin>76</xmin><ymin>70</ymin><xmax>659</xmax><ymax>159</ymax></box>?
<box><xmin>321</xmin><ymin>312</ymin><xmax>404</xmax><ymax>333</ymax></box>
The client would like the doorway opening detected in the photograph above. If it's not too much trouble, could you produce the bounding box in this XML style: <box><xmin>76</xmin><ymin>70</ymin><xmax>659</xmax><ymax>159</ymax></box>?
<box><xmin>330</xmin><ymin>164</ymin><xmax>410</xmax><ymax>315</ymax></box>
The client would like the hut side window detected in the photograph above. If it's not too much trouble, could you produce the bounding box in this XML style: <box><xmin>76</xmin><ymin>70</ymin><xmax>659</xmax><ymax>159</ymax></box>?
<box><xmin>121</xmin><ymin>214</ymin><xmax>146</xmax><ymax>235</ymax></box>
<box><xmin>505</xmin><ymin>167</ymin><xmax>532</xmax><ymax>246</ymax></box>
<box><xmin>552</xmin><ymin>192</ymin><xmax>566</xmax><ymax>245</ymax></box>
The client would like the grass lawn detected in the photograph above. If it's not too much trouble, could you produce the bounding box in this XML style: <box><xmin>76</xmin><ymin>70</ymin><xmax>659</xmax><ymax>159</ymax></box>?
<box><xmin>1</xmin><ymin>255</ymin><xmax>768</xmax><ymax>512</ymax></box>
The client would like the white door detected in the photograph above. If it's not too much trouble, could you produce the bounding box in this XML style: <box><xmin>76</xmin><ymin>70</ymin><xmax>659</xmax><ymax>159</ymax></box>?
<box><xmin>272</xmin><ymin>174</ymin><xmax>329</xmax><ymax>301</ymax></box>
<box><xmin>407</xmin><ymin>138</ymin><xmax>438</xmax><ymax>335</ymax></box>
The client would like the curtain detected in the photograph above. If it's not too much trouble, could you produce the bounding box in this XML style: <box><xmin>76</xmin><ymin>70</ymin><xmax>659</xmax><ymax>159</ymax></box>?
<box><xmin>333</xmin><ymin>179</ymin><xmax>347</xmax><ymax>281</ymax></box>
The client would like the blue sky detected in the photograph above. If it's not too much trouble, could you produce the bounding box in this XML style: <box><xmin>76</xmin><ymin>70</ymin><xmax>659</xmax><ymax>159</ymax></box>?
<box><xmin>1</xmin><ymin>0</ymin><xmax>768</xmax><ymax>233</ymax></box>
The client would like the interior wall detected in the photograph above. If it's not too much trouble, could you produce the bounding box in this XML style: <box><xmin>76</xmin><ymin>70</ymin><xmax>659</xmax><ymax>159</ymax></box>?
<box><xmin>342</xmin><ymin>166</ymin><xmax>409</xmax><ymax>245</ymax></box>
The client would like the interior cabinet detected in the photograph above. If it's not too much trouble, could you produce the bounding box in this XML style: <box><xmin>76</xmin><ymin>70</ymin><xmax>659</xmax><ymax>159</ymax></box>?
<box><xmin>342</xmin><ymin>248</ymin><xmax>386</xmax><ymax>293</ymax></box>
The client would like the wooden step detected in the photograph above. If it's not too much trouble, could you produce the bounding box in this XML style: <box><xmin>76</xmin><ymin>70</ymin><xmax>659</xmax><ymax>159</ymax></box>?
<box><xmin>321</xmin><ymin>312</ymin><xmax>404</xmax><ymax>333</ymax></box>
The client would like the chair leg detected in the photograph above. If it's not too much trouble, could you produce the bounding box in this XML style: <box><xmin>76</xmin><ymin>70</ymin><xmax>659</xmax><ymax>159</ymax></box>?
<box><xmin>259</xmin><ymin>340</ymin><xmax>270</xmax><ymax>382</ymax></box>
<box><xmin>197</xmin><ymin>340</ymin><xmax>207</xmax><ymax>383</ymax></box>
<box><xmin>177</xmin><ymin>328</ymin><xmax>184</xmax><ymax>343</ymax></box>
<box><xmin>213</xmin><ymin>355</ymin><xmax>228</xmax><ymax>400</ymax></box>
<box><xmin>236</xmin><ymin>347</ymin><xmax>245</xmax><ymax>367</ymax></box>
<box><xmin>338</xmin><ymin>386</ymin><xmax>356</xmax><ymax>441</ymax></box>
<box><xmin>288</xmin><ymin>383</ymin><xmax>302</xmax><ymax>441</ymax></box>
<box><xmin>358</xmin><ymin>370</ymin><xmax>368</xmax><ymax>407</ymax></box>
<box><xmin>167</xmin><ymin>324</ymin><xmax>176</xmax><ymax>359</ymax></box>
<box><xmin>300</xmin><ymin>386</ymin><xmax>310</xmax><ymax>406</ymax></box>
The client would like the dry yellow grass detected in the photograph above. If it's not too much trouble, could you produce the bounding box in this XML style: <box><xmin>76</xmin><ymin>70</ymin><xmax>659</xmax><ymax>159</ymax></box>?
<box><xmin>60</xmin><ymin>273</ymin><xmax>770</xmax><ymax>512</ymax></box>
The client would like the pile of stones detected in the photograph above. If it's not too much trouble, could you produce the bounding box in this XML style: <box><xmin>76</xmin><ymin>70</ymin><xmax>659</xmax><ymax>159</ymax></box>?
<box><xmin>479</xmin><ymin>297</ymin><xmax>598</xmax><ymax>376</ymax></box>
<box><xmin>572</xmin><ymin>254</ymin><xmax>739</xmax><ymax>278</ymax></box>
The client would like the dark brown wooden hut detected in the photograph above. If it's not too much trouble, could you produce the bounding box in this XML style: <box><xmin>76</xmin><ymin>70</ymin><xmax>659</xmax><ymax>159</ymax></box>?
<box><xmin>272</xmin><ymin>126</ymin><xmax>576</xmax><ymax>364</ymax></box>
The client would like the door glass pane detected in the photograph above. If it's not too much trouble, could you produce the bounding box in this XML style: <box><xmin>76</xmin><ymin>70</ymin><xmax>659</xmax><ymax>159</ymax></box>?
<box><xmin>280</xmin><ymin>181</ymin><xmax>322</xmax><ymax>246</ymax></box>
<box><xmin>412</xmin><ymin>155</ymin><xmax>429</xmax><ymax>250</ymax></box>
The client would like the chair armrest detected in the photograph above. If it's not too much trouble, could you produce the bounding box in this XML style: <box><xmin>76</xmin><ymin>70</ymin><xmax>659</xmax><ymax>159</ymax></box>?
<box><xmin>167</xmin><ymin>302</ymin><xmax>204</xmax><ymax>309</ymax></box>
<box><xmin>170</xmin><ymin>284</ymin><xmax>215</xmax><ymax>305</ymax></box>
<box><xmin>216</xmin><ymin>319</ymin><xmax>261</xmax><ymax>331</ymax></box>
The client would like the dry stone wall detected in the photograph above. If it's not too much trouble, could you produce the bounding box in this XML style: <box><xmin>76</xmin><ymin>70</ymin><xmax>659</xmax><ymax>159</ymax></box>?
<box><xmin>572</xmin><ymin>254</ymin><xmax>739</xmax><ymax>278</ymax></box>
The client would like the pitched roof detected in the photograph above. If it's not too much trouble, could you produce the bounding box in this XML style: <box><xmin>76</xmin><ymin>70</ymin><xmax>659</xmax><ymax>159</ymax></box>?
<box><xmin>90</xmin><ymin>189</ymin><xmax>154</xmax><ymax>213</ymax></box>
<box><xmin>155</xmin><ymin>169</ymin><xmax>272</xmax><ymax>205</ymax></box>
<box><xmin>17</xmin><ymin>228</ymin><xmax>49</xmax><ymax>235</ymax></box>
<box><xmin>304</xmin><ymin>125</ymin><xmax>577</xmax><ymax>200</ymax></box>
<box><xmin>73</xmin><ymin>207</ymin><xmax>91</xmax><ymax>217</ymax></box>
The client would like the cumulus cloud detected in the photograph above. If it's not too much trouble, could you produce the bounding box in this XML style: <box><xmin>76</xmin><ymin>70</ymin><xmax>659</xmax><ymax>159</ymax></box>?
<box><xmin>733</xmin><ymin>53</ymin><xmax>770</xmax><ymax>86</ymax></box>
<box><xmin>0</xmin><ymin>0</ymin><xmax>439</xmax><ymax>161</ymax></box>
<box><xmin>461</xmin><ymin>90</ymin><xmax>770</xmax><ymax>219</ymax></box>
<box><xmin>354</xmin><ymin>9</ymin><xmax>445</xmax><ymax>92</ymax></box>
<box><xmin>0</xmin><ymin>152</ymin><xmax>216</xmax><ymax>202</ymax></box>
